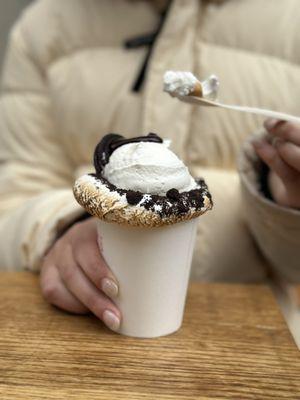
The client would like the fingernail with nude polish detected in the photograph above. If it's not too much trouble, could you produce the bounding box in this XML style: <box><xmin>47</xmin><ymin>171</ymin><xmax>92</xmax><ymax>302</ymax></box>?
<box><xmin>103</xmin><ymin>310</ymin><xmax>120</xmax><ymax>331</ymax></box>
<box><xmin>101</xmin><ymin>278</ymin><xmax>119</xmax><ymax>298</ymax></box>
<box><xmin>264</xmin><ymin>118</ymin><xmax>279</xmax><ymax>131</ymax></box>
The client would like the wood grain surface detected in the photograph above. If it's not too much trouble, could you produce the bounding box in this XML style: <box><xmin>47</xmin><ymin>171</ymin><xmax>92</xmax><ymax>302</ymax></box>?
<box><xmin>0</xmin><ymin>272</ymin><xmax>299</xmax><ymax>399</ymax></box>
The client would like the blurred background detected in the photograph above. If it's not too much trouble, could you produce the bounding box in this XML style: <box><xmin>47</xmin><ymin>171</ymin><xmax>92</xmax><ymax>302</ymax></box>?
<box><xmin>0</xmin><ymin>0</ymin><xmax>32</xmax><ymax>72</ymax></box>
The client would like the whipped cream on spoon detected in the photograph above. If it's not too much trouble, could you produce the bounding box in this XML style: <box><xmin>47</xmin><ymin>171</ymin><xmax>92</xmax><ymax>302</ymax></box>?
<box><xmin>163</xmin><ymin>70</ymin><xmax>300</xmax><ymax>124</ymax></box>
<box><xmin>163</xmin><ymin>71</ymin><xmax>219</xmax><ymax>100</ymax></box>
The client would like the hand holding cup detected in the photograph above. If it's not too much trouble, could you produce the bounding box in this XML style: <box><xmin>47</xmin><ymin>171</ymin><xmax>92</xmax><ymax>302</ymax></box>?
<box><xmin>40</xmin><ymin>218</ymin><xmax>121</xmax><ymax>331</ymax></box>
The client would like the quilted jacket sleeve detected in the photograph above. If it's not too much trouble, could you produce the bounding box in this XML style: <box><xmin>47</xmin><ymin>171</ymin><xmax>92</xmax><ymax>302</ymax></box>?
<box><xmin>0</xmin><ymin>20</ymin><xmax>84</xmax><ymax>271</ymax></box>
<box><xmin>238</xmin><ymin>131</ymin><xmax>300</xmax><ymax>283</ymax></box>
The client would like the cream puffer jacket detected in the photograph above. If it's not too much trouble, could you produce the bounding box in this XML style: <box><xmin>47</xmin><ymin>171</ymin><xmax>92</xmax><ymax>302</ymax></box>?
<box><xmin>0</xmin><ymin>0</ymin><xmax>300</xmax><ymax>282</ymax></box>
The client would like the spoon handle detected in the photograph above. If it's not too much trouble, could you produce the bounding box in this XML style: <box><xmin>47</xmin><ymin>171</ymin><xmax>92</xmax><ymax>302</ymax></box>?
<box><xmin>178</xmin><ymin>95</ymin><xmax>300</xmax><ymax>124</ymax></box>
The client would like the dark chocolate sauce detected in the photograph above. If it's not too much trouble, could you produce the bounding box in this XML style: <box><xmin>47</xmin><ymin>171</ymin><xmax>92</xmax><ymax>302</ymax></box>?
<box><xmin>93</xmin><ymin>132</ymin><xmax>163</xmax><ymax>176</ymax></box>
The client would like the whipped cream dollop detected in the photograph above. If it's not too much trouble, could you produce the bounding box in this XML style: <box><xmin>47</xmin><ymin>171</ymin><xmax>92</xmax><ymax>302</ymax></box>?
<box><xmin>201</xmin><ymin>74</ymin><xmax>219</xmax><ymax>100</ymax></box>
<box><xmin>163</xmin><ymin>71</ymin><xmax>198</xmax><ymax>97</ymax></box>
<box><xmin>163</xmin><ymin>71</ymin><xmax>220</xmax><ymax>100</ymax></box>
<box><xmin>103</xmin><ymin>141</ymin><xmax>197</xmax><ymax>196</ymax></box>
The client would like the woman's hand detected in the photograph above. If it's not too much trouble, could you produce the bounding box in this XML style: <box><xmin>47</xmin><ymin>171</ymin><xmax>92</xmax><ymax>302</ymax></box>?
<box><xmin>40</xmin><ymin>218</ymin><xmax>121</xmax><ymax>331</ymax></box>
<box><xmin>252</xmin><ymin>119</ymin><xmax>300</xmax><ymax>209</ymax></box>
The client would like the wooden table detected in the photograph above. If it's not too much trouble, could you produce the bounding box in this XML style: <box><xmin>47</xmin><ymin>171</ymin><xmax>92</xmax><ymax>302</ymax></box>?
<box><xmin>0</xmin><ymin>272</ymin><xmax>299</xmax><ymax>399</ymax></box>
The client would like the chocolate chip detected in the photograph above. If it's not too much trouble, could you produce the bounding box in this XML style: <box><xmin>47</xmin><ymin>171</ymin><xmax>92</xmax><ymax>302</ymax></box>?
<box><xmin>166</xmin><ymin>188</ymin><xmax>180</xmax><ymax>201</ymax></box>
<box><xmin>188</xmin><ymin>189</ymin><xmax>201</xmax><ymax>200</ymax></box>
<box><xmin>126</xmin><ymin>190</ymin><xmax>143</xmax><ymax>205</ymax></box>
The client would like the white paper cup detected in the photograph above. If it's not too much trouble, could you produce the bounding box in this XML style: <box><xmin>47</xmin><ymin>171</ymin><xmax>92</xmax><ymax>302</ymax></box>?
<box><xmin>97</xmin><ymin>218</ymin><xmax>198</xmax><ymax>338</ymax></box>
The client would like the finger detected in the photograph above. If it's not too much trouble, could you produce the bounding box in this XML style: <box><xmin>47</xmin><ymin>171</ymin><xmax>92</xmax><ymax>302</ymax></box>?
<box><xmin>58</xmin><ymin>244</ymin><xmax>121</xmax><ymax>331</ymax></box>
<box><xmin>40</xmin><ymin>262</ymin><xmax>88</xmax><ymax>314</ymax></box>
<box><xmin>252</xmin><ymin>139</ymin><xmax>298</xmax><ymax>183</ymax></box>
<box><xmin>275</xmin><ymin>140</ymin><xmax>300</xmax><ymax>172</ymax></box>
<box><xmin>69</xmin><ymin>217</ymin><xmax>98</xmax><ymax>246</ymax></box>
<box><xmin>268</xmin><ymin>171</ymin><xmax>297</xmax><ymax>208</ymax></box>
<box><xmin>265</xmin><ymin>120</ymin><xmax>300</xmax><ymax>146</ymax></box>
<box><xmin>73</xmin><ymin>238</ymin><xmax>119</xmax><ymax>299</ymax></box>
<box><xmin>264</xmin><ymin>118</ymin><xmax>281</xmax><ymax>131</ymax></box>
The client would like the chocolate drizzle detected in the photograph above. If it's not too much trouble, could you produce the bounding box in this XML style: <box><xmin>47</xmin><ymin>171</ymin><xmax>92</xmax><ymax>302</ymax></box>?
<box><xmin>93</xmin><ymin>132</ymin><xmax>163</xmax><ymax>176</ymax></box>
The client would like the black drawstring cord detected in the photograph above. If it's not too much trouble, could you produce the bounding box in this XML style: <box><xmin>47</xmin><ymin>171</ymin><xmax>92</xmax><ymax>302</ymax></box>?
<box><xmin>124</xmin><ymin>0</ymin><xmax>172</xmax><ymax>92</ymax></box>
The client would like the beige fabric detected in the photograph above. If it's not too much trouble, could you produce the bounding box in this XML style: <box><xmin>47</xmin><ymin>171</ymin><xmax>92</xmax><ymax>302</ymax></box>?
<box><xmin>0</xmin><ymin>0</ymin><xmax>299</xmax><ymax>281</ymax></box>
<box><xmin>190</xmin><ymin>167</ymin><xmax>268</xmax><ymax>282</ymax></box>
